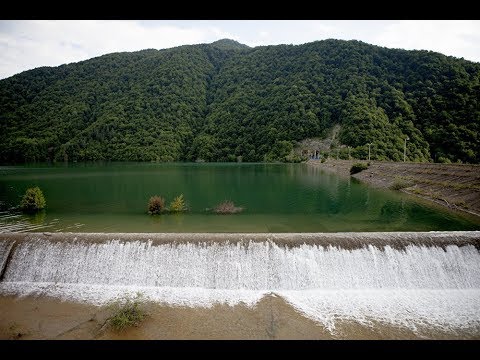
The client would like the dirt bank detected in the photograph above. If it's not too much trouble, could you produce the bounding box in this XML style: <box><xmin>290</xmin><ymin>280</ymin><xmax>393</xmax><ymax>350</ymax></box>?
<box><xmin>1</xmin><ymin>295</ymin><xmax>477</xmax><ymax>340</ymax></box>
<box><xmin>308</xmin><ymin>159</ymin><xmax>480</xmax><ymax>217</ymax></box>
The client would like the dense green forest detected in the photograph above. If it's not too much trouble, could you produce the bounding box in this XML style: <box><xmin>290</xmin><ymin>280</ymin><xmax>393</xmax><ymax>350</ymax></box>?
<box><xmin>1</xmin><ymin>38</ymin><xmax>479</xmax><ymax>164</ymax></box>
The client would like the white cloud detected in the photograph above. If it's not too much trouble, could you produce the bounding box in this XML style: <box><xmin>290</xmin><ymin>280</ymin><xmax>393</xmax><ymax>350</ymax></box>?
<box><xmin>372</xmin><ymin>20</ymin><xmax>480</xmax><ymax>60</ymax></box>
<box><xmin>249</xmin><ymin>20</ymin><xmax>480</xmax><ymax>63</ymax></box>
<box><xmin>259</xmin><ymin>31</ymin><xmax>269</xmax><ymax>38</ymax></box>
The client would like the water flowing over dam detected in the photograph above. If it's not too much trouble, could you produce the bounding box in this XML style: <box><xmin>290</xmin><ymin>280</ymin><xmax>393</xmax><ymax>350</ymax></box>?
<box><xmin>1</xmin><ymin>232</ymin><xmax>479</xmax><ymax>335</ymax></box>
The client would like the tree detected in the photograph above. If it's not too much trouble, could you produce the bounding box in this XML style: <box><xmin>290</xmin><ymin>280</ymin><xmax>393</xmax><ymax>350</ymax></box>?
<box><xmin>20</xmin><ymin>187</ymin><xmax>46</xmax><ymax>213</ymax></box>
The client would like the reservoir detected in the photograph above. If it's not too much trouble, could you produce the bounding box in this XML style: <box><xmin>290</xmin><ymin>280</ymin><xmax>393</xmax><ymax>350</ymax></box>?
<box><xmin>0</xmin><ymin>162</ymin><xmax>478</xmax><ymax>233</ymax></box>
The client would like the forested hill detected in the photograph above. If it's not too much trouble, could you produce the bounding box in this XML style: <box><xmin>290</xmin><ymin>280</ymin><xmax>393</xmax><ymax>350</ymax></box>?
<box><xmin>1</xmin><ymin>39</ymin><xmax>479</xmax><ymax>164</ymax></box>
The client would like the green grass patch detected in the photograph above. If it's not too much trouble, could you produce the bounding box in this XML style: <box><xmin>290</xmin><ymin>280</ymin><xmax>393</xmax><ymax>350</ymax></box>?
<box><xmin>389</xmin><ymin>177</ymin><xmax>414</xmax><ymax>190</ymax></box>
<box><xmin>107</xmin><ymin>293</ymin><xmax>147</xmax><ymax>332</ymax></box>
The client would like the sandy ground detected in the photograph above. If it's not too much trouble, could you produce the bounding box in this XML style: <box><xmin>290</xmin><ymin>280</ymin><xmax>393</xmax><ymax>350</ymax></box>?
<box><xmin>308</xmin><ymin>159</ymin><xmax>480</xmax><ymax>217</ymax></box>
<box><xmin>1</xmin><ymin>295</ymin><xmax>478</xmax><ymax>340</ymax></box>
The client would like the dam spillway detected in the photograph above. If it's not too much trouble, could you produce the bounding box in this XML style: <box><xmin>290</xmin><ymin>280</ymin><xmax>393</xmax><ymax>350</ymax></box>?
<box><xmin>2</xmin><ymin>235</ymin><xmax>480</xmax><ymax>289</ymax></box>
<box><xmin>0</xmin><ymin>231</ymin><xmax>479</xmax><ymax>335</ymax></box>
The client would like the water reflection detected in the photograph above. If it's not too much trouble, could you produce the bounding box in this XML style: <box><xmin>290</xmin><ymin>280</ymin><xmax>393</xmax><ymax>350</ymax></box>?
<box><xmin>0</xmin><ymin>163</ymin><xmax>478</xmax><ymax>232</ymax></box>
<box><xmin>26</xmin><ymin>210</ymin><xmax>46</xmax><ymax>225</ymax></box>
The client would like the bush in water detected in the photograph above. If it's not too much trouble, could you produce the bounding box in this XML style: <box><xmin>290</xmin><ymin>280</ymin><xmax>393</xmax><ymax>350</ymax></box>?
<box><xmin>147</xmin><ymin>196</ymin><xmax>165</xmax><ymax>215</ymax></box>
<box><xmin>213</xmin><ymin>200</ymin><xmax>243</xmax><ymax>214</ymax></box>
<box><xmin>20</xmin><ymin>186</ymin><xmax>46</xmax><ymax>213</ymax></box>
<box><xmin>169</xmin><ymin>194</ymin><xmax>187</xmax><ymax>212</ymax></box>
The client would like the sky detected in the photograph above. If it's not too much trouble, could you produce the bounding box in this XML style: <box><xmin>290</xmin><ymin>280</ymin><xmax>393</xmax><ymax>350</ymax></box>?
<box><xmin>0</xmin><ymin>20</ymin><xmax>479</xmax><ymax>80</ymax></box>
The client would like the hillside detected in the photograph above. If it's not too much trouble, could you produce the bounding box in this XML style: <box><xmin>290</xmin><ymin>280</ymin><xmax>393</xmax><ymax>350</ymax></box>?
<box><xmin>0</xmin><ymin>39</ymin><xmax>479</xmax><ymax>164</ymax></box>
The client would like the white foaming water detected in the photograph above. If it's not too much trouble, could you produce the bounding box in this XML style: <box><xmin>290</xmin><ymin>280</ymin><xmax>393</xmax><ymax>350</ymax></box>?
<box><xmin>3</xmin><ymin>240</ymin><xmax>480</xmax><ymax>289</ymax></box>
<box><xmin>1</xmin><ymin>239</ymin><xmax>480</xmax><ymax>333</ymax></box>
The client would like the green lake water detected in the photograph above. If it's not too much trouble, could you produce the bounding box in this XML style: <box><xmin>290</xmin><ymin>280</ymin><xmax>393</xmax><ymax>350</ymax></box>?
<box><xmin>0</xmin><ymin>162</ymin><xmax>478</xmax><ymax>232</ymax></box>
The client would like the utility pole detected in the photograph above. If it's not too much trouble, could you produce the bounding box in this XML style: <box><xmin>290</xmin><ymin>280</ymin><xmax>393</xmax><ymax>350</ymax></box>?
<box><xmin>404</xmin><ymin>136</ymin><xmax>409</xmax><ymax>162</ymax></box>
<box><xmin>367</xmin><ymin>143</ymin><xmax>372</xmax><ymax>161</ymax></box>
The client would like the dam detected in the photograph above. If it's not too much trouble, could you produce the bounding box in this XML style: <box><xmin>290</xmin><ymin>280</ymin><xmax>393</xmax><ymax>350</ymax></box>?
<box><xmin>1</xmin><ymin>231</ymin><xmax>479</xmax><ymax>338</ymax></box>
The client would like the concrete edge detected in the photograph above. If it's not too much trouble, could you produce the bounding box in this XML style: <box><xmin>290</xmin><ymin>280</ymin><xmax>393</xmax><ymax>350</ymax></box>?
<box><xmin>0</xmin><ymin>231</ymin><xmax>479</xmax><ymax>249</ymax></box>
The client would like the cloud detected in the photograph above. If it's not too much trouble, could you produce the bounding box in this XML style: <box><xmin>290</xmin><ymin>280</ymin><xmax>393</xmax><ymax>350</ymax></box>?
<box><xmin>259</xmin><ymin>31</ymin><xmax>269</xmax><ymax>38</ymax></box>
<box><xmin>242</xmin><ymin>21</ymin><xmax>335</xmax><ymax>47</ymax></box>
<box><xmin>244</xmin><ymin>20</ymin><xmax>480</xmax><ymax>63</ymax></box>
<box><xmin>372</xmin><ymin>20</ymin><xmax>480</xmax><ymax>60</ymax></box>
<box><xmin>0</xmin><ymin>20</ymin><xmax>235</xmax><ymax>79</ymax></box>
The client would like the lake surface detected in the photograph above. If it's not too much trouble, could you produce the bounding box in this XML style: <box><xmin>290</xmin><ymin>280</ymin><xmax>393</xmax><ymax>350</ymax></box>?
<box><xmin>0</xmin><ymin>162</ymin><xmax>478</xmax><ymax>232</ymax></box>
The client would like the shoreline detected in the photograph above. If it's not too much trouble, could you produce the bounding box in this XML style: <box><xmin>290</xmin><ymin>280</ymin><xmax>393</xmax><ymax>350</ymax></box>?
<box><xmin>307</xmin><ymin>159</ymin><xmax>480</xmax><ymax>218</ymax></box>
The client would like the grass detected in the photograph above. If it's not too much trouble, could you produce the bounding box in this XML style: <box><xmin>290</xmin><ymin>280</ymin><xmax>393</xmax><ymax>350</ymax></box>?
<box><xmin>8</xmin><ymin>323</ymin><xmax>27</xmax><ymax>339</ymax></box>
<box><xmin>409</xmin><ymin>187</ymin><xmax>451</xmax><ymax>204</ymax></box>
<box><xmin>410</xmin><ymin>178</ymin><xmax>480</xmax><ymax>191</ymax></box>
<box><xmin>213</xmin><ymin>200</ymin><xmax>244</xmax><ymax>214</ymax></box>
<box><xmin>410</xmin><ymin>188</ymin><xmax>423</xmax><ymax>195</ymax></box>
<box><xmin>453</xmin><ymin>200</ymin><xmax>468</xmax><ymax>208</ymax></box>
<box><xmin>389</xmin><ymin>177</ymin><xmax>414</xmax><ymax>190</ymax></box>
<box><xmin>350</xmin><ymin>163</ymin><xmax>368</xmax><ymax>175</ymax></box>
<box><xmin>106</xmin><ymin>293</ymin><xmax>147</xmax><ymax>332</ymax></box>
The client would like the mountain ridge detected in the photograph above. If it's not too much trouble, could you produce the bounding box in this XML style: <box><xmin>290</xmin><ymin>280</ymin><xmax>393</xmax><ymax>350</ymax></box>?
<box><xmin>1</xmin><ymin>38</ymin><xmax>478</xmax><ymax>164</ymax></box>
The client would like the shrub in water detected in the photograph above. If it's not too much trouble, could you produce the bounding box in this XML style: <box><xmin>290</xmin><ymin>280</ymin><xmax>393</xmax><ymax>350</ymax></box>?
<box><xmin>169</xmin><ymin>194</ymin><xmax>186</xmax><ymax>212</ymax></box>
<box><xmin>147</xmin><ymin>195</ymin><xmax>165</xmax><ymax>215</ymax></box>
<box><xmin>213</xmin><ymin>200</ymin><xmax>243</xmax><ymax>214</ymax></box>
<box><xmin>350</xmin><ymin>163</ymin><xmax>369</xmax><ymax>175</ymax></box>
<box><xmin>20</xmin><ymin>186</ymin><xmax>46</xmax><ymax>213</ymax></box>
